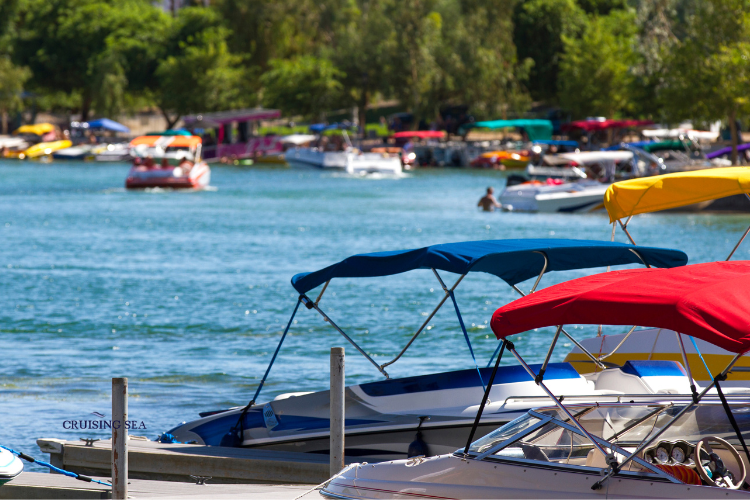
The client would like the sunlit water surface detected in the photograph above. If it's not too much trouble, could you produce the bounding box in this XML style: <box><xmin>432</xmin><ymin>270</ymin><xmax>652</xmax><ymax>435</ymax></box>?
<box><xmin>0</xmin><ymin>160</ymin><xmax>746</xmax><ymax>468</ymax></box>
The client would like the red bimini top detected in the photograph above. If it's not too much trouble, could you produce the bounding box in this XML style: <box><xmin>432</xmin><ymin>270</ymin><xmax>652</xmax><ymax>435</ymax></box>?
<box><xmin>561</xmin><ymin>119</ymin><xmax>653</xmax><ymax>133</ymax></box>
<box><xmin>490</xmin><ymin>261</ymin><xmax>750</xmax><ymax>354</ymax></box>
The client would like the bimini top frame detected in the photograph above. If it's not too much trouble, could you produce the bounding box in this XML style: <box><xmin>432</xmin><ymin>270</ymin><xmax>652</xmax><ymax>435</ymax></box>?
<box><xmin>479</xmin><ymin>260</ymin><xmax>750</xmax><ymax>490</ymax></box>
<box><xmin>604</xmin><ymin>167</ymin><xmax>750</xmax><ymax>260</ymax></box>
<box><xmin>247</xmin><ymin>239</ymin><xmax>687</xmax><ymax>408</ymax></box>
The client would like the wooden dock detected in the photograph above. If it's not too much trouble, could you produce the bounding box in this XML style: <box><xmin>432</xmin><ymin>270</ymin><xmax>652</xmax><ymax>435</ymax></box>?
<box><xmin>1</xmin><ymin>472</ymin><xmax>317</xmax><ymax>499</ymax></box>
<box><xmin>37</xmin><ymin>437</ymin><xmax>337</xmax><ymax>485</ymax></box>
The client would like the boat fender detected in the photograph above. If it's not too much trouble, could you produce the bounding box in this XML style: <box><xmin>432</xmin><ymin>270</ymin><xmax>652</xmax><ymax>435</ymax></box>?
<box><xmin>407</xmin><ymin>416</ymin><xmax>430</xmax><ymax>458</ymax></box>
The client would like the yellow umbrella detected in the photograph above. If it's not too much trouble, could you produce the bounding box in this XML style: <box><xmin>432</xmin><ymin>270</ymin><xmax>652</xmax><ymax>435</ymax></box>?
<box><xmin>604</xmin><ymin>167</ymin><xmax>750</xmax><ymax>222</ymax></box>
<box><xmin>14</xmin><ymin>123</ymin><xmax>57</xmax><ymax>136</ymax></box>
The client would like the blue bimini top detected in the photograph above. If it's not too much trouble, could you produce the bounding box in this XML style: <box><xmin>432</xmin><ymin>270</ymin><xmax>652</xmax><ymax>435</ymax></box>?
<box><xmin>291</xmin><ymin>239</ymin><xmax>688</xmax><ymax>294</ymax></box>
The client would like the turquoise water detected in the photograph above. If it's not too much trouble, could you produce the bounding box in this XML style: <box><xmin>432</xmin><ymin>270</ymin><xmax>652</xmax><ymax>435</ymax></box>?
<box><xmin>1</xmin><ymin>160</ymin><xmax>747</xmax><ymax>467</ymax></box>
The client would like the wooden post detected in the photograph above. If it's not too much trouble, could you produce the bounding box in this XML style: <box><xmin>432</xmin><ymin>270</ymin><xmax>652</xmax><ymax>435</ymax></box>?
<box><xmin>330</xmin><ymin>347</ymin><xmax>345</xmax><ymax>476</ymax></box>
<box><xmin>112</xmin><ymin>378</ymin><xmax>128</xmax><ymax>499</ymax></box>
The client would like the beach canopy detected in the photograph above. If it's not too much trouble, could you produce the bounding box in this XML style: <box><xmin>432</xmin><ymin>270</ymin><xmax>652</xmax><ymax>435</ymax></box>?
<box><xmin>463</xmin><ymin>119</ymin><xmax>552</xmax><ymax>141</ymax></box>
<box><xmin>604</xmin><ymin>167</ymin><xmax>750</xmax><ymax>222</ymax></box>
<box><xmin>14</xmin><ymin>123</ymin><xmax>56</xmax><ymax>136</ymax></box>
<box><xmin>130</xmin><ymin>135</ymin><xmax>202</xmax><ymax>148</ymax></box>
<box><xmin>290</xmin><ymin>239</ymin><xmax>688</xmax><ymax>294</ymax></box>
<box><xmin>706</xmin><ymin>143</ymin><xmax>750</xmax><ymax>159</ymax></box>
<box><xmin>85</xmin><ymin>118</ymin><xmax>130</xmax><ymax>133</ymax></box>
<box><xmin>491</xmin><ymin>261</ymin><xmax>750</xmax><ymax>354</ymax></box>
<box><xmin>561</xmin><ymin>119</ymin><xmax>653</xmax><ymax>133</ymax></box>
<box><xmin>392</xmin><ymin>131</ymin><xmax>446</xmax><ymax>140</ymax></box>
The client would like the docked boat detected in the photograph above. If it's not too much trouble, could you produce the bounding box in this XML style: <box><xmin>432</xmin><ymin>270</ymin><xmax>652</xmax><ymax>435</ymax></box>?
<box><xmin>20</xmin><ymin>140</ymin><xmax>73</xmax><ymax>160</ymax></box>
<box><xmin>163</xmin><ymin>239</ymin><xmax>687</xmax><ymax>459</ymax></box>
<box><xmin>125</xmin><ymin>135</ymin><xmax>210</xmax><ymax>190</ymax></box>
<box><xmin>562</xmin><ymin>168</ymin><xmax>750</xmax><ymax>376</ymax></box>
<box><xmin>0</xmin><ymin>448</ymin><xmax>22</xmax><ymax>486</ymax></box>
<box><xmin>322</xmin><ymin>262</ymin><xmax>750</xmax><ymax>498</ymax></box>
<box><xmin>52</xmin><ymin>144</ymin><xmax>99</xmax><ymax>161</ymax></box>
<box><xmin>286</xmin><ymin>147</ymin><xmax>402</xmax><ymax>175</ymax></box>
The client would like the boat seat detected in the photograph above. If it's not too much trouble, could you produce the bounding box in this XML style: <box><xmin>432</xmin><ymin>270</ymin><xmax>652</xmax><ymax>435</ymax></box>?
<box><xmin>521</xmin><ymin>443</ymin><xmax>549</xmax><ymax>462</ymax></box>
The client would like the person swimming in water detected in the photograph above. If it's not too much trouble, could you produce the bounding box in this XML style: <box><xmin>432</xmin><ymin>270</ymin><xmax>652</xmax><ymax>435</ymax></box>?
<box><xmin>478</xmin><ymin>187</ymin><xmax>501</xmax><ymax>212</ymax></box>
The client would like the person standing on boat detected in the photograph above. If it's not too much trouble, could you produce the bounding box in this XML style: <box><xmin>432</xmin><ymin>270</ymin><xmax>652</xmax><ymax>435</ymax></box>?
<box><xmin>478</xmin><ymin>187</ymin><xmax>501</xmax><ymax>211</ymax></box>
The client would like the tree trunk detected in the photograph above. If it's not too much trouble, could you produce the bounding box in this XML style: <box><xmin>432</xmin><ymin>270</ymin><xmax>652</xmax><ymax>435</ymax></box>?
<box><xmin>80</xmin><ymin>93</ymin><xmax>93</xmax><ymax>122</ymax></box>
<box><xmin>358</xmin><ymin>92</ymin><xmax>368</xmax><ymax>139</ymax></box>
<box><xmin>1</xmin><ymin>108</ymin><xmax>7</xmax><ymax>135</ymax></box>
<box><xmin>729</xmin><ymin>109</ymin><xmax>738</xmax><ymax>165</ymax></box>
<box><xmin>159</xmin><ymin>106</ymin><xmax>180</xmax><ymax>129</ymax></box>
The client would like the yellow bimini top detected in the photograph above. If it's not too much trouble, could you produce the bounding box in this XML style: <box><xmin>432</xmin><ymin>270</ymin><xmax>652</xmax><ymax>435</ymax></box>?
<box><xmin>604</xmin><ymin>167</ymin><xmax>750</xmax><ymax>222</ymax></box>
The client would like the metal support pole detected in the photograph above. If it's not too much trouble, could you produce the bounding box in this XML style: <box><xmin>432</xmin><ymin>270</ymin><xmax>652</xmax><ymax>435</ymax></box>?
<box><xmin>726</xmin><ymin>221</ymin><xmax>750</xmax><ymax>261</ymax></box>
<box><xmin>112</xmin><ymin>378</ymin><xmax>128</xmax><ymax>500</ymax></box>
<box><xmin>381</xmin><ymin>273</ymin><xmax>465</xmax><ymax>370</ymax></box>
<box><xmin>330</xmin><ymin>347</ymin><xmax>345</xmax><ymax>477</ymax></box>
<box><xmin>529</xmin><ymin>252</ymin><xmax>548</xmax><ymax>293</ymax></box>
<box><xmin>303</xmin><ymin>296</ymin><xmax>388</xmax><ymax>378</ymax></box>
<box><xmin>618</xmin><ymin>217</ymin><xmax>637</xmax><ymax>246</ymax></box>
<box><xmin>597</xmin><ymin>325</ymin><xmax>637</xmax><ymax>361</ymax></box>
<box><xmin>509</xmin><ymin>348</ymin><xmax>611</xmax><ymax>460</ymax></box>
<box><xmin>537</xmin><ymin>326</ymin><xmax>562</xmax><ymax>383</ymax></box>
<box><xmin>675</xmin><ymin>332</ymin><xmax>698</xmax><ymax>401</ymax></box>
<box><xmin>628</xmin><ymin>248</ymin><xmax>651</xmax><ymax>268</ymax></box>
<box><xmin>511</xmin><ymin>286</ymin><xmax>606</xmax><ymax>370</ymax></box>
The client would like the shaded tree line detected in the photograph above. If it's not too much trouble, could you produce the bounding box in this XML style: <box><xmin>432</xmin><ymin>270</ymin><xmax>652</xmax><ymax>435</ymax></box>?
<box><xmin>0</xmin><ymin>0</ymin><xmax>748</xmax><ymax>151</ymax></box>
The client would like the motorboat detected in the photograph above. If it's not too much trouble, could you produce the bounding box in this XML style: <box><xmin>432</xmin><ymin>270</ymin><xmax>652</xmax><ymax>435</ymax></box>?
<box><xmin>19</xmin><ymin>140</ymin><xmax>73</xmax><ymax>160</ymax></box>
<box><xmin>499</xmin><ymin>179</ymin><xmax>609</xmax><ymax>213</ymax></box>
<box><xmin>0</xmin><ymin>448</ymin><xmax>22</xmax><ymax>486</ymax></box>
<box><xmin>562</xmin><ymin>168</ymin><xmax>750</xmax><ymax>376</ymax></box>
<box><xmin>322</xmin><ymin>261</ymin><xmax>750</xmax><ymax>498</ymax></box>
<box><xmin>125</xmin><ymin>135</ymin><xmax>210</xmax><ymax>189</ymax></box>
<box><xmin>286</xmin><ymin>147</ymin><xmax>402</xmax><ymax>175</ymax></box>
<box><xmin>470</xmin><ymin>150</ymin><xmax>530</xmax><ymax>170</ymax></box>
<box><xmin>500</xmin><ymin>151</ymin><xmax>639</xmax><ymax>213</ymax></box>
<box><xmin>163</xmin><ymin>239</ymin><xmax>687</xmax><ymax>459</ymax></box>
<box><xmin>52</xmin><ymin>144</ymin><xmax>100</xmax><ymax>161</ymax></box>
<box><xmin>95</xmin><ymin>143</ymin><xmax>132</xmax><ymax>162</ymax></box>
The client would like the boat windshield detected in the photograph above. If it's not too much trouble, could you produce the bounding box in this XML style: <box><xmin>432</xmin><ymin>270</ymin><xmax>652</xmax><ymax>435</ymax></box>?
<box><xmin>466</xmin><ymin>403</ymin><xmax>750</xmax><ymax>469</ymax></box>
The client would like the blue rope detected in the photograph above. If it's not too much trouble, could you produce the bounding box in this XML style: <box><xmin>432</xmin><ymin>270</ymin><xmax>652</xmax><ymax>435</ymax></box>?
<box><xmin>487</xmin><ymin>341</ymin><xmax>504</xmax><ymax>368</ymax></box>
<box><xmin>688</xmin><ymin>335</ymin><xmax>713</xmax><ymax>380</ymax></box>
<box><xmin>447</xmin><ymin>290</ymin><xmax>485</xmax><ymax>391</ymax></box>
<box><xmin>0</xmin><ymin>444</ymin><xmax>112</xmax><ymax>487</ymax></box>
<box><xmin>249</xmin><ymin>297</ymin><xmax>302</xmax><ymax>405</ymax></box>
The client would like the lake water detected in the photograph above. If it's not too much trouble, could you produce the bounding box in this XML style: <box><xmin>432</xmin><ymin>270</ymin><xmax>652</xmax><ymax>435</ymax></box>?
<box><xmin>1</xmin><ymin>160</ymin><xmax>747</xmax><ymax>467</ymax></box>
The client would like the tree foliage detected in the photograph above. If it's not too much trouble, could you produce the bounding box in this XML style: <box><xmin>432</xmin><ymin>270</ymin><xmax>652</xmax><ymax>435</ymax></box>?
<box><xmin>558</xmin><ymin>9</ymin><xmax>637</xmax><ymax>118</ymax></box>
<box><xmin>660</xmin><ymin>0</ymin><xmax>750</xmax><ymax>162</ymax></box>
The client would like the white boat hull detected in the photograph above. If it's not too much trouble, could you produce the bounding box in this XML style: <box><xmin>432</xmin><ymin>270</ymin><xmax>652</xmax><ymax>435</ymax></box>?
<box><xmin>286</xmin><ymin>148</ymin><xmax>402</xmax><ymax>175</ymax></box>
<box><xmin>499</xmin><ymin>181</ymin><xmax>608</xmax><ymax>213</ymax></box>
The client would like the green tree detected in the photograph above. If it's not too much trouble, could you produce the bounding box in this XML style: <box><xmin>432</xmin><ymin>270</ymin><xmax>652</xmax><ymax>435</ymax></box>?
<box><xmin>155</xmin><ymin>7</ymin><xmax>245</xmax><ymax>127</ymax></box>
<box><xmin>514</xmin><ymin>0</ymin><xmax>586</xmax><ymax>103</ymax></box>
<box><xmin>660</xmin><ymin>0</ymin><xmax>750</xmax><ymax>163</ymax></box>
<box><xmin>558</xmin><ymin>9</ymin><xmax>637</xmax><ymax>119</ymax></box>
<box><xmin>260</xmin><ymin>55</ymin><xmax>343</xmax><ymax>120</ymax></box>
<box><xmin>0</xmin><ymin>57</ymin><xmax>30</xmax><ymax>133</ymax></box>
<box><xmin>330</xmin><ymin>0</ymin><xmax>395</xmax><ymax>132</ymax></box>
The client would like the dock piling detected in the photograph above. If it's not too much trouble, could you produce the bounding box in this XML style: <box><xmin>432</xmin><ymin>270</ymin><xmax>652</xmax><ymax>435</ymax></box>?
<box><xmin>112</xmin><ymin>377</ymin><xmax>128</xmax><ymax>500</ymax></box>
<box><xmin>330</xmin><ymin>347</ymin><xmax>345</xmax><ymax>476</ymax></box>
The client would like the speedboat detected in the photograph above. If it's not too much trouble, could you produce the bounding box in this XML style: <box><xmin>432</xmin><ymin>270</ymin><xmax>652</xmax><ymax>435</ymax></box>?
<box><xmin>501</xmin><ymin>151</ymin><xmax>636</xmax><ymax>213</ymax></box>
<box><xmin>0</xmin><ymin>448</ymin><xmax>22</xmax><ymax>486</ymax></box>
<box><xmin>163</xmin><ymin>239</ymin><xmax>687</xmax><ymax>459</ymax></box>
<box><xmin>562</xmin><ymin>168</ymin><xmax>750</xmax><ymax>376</ymax></box>
<box><xmin>52</xmin><ymin>144</ymin><xmax>100</xmax><ymax>161</ymax></box>
<box><xmin>125</xmin><ymin>135</ymin><xmax>210</xmax><ymax>189</ymax></box>
<box><xmin>286</xmin><ymin>147</ymin><xmax>402</xmax><ymax>176</ymax></box>
<box><xmin>322</xmin><ymin>261</ymin><xmax>750</xmax><ymax>498</ymax></box>
<box><xmin>95</xmin><ymin>143</ymin><xmax>132</xmax><ymax>162</ymax></box>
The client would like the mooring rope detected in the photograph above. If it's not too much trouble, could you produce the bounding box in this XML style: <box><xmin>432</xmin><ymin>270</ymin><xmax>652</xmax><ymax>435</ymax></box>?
<box><xmin>0</xmin><ymin>444</ymin><xmax>112</xmax><ymax>487</ymax></box>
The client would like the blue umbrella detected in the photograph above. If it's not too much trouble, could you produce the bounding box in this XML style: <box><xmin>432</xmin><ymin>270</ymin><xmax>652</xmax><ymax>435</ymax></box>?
<box><xmin>85</xmin><ymin>118</ymin><xmax>130</xmax><ymax>134</ymax></box>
